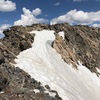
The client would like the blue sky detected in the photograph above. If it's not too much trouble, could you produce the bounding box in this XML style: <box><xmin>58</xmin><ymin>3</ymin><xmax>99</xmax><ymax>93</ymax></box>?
<box><xmin>0</xmin><ymin>0</ymin><xmax>100</xmax><ymax>35</ymax></box>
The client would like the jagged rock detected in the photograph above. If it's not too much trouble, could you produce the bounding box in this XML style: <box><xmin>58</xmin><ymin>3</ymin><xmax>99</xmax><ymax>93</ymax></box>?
<box><xmin>0</xmin><ymin>26</ymin><xmax>34</xmax><ymax>55</ymax></box>
<box><xmin>19</xmin><ymin>40</ymin><xmax>32</xmax><ymax>51</ymax></box>
<box><xmin>45</xmin><ymin>85</ymin><xmax>50</xmax><ymax>90</ymax></box>
<box><xmin>53</xmin><ymin>34</ymin><xmax>78</xmax><ymax>69</ymax></box>
<box><xmin>0</xmin><ymin>71</ymin><xmax>9</xmax><ymax>91</ymax></box>
<box><xmin>0</xmin><ymin>54</ymin><xmax>5</xmax><ymax>64</ymax></box>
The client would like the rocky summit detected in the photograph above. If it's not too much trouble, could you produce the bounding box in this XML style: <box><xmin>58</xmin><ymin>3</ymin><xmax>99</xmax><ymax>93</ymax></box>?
<box><xmin>0</xmin><ymin>23</ymin><xmax>100</xmax><ymax>100</ymax></box>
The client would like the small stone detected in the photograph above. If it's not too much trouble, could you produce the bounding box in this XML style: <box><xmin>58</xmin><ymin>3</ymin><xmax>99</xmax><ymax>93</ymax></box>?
<box><xmin>45</xmin><ymin>85</ymin><xmax>50</xmax><ymax>90</ymax></box>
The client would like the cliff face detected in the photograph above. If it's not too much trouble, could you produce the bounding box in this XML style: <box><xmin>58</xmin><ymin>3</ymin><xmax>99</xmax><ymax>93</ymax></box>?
<box><xmin>0</xmin><ymin>23</ymin><xmax>100</xmax><ymax>99</ymax></box>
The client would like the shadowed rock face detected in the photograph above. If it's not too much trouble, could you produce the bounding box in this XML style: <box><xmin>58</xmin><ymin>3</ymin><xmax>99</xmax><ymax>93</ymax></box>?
<box><xmin>0</xmin><ymin>70</ymin><xmax>9</xmax><ymax>92</ymax></box>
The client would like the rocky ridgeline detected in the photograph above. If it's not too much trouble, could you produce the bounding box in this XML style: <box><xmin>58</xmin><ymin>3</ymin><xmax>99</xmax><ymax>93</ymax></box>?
<box><xmin>0</xmin><ymin>26</ymin><xmax>62</xmax><ymax>100</ymax></box>
<box><xmin>25</xmin><ymin>23</ymin><xmax>100</xmax><ymax>75</ymax></box>
<box><xmin>0</xmin><ymin>23</ymin><xmax>100</xmax><ymax>99</ymax></box>
<box><xmin>0</xmin><ymin>26</ymin><xmax>34</xmax><ymax>55</ymax></box>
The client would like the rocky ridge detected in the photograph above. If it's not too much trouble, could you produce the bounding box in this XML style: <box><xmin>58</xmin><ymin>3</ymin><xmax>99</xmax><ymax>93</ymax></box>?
<box><xmin>0</xmin><ymin>26</ymin><xmax>62</xmax><ymax>100</ymax></box>
<box><xmin>52</xmin><ymin>24</ymin><xmax>100</xmax><ymax>75</ymax></box>
<box><xmin>0</xmin><ymin>23</ymin><xmax>100</xmax><ymax>99</ymax></box>
<box><xmin>25</xmin><ymin>23</ymin><xmax>100</xmax><ymax>75</ymax></box>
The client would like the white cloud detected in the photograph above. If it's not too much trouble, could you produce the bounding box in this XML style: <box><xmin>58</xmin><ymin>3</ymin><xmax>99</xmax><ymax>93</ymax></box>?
<box><xmin>0</xmin><ymin>0</ymin><xmax>16</xmax><ymax>12</ymax></box>
<box><xmin>92</xmin><ymin>24</ymin><xmax>100</xmax><ymax>27</ymax></box>
<box><xmin>50</xmin><ymin>9</ymin><xmax>100</xmax><ymax>26</ymax></box>
<box><xmin>0</xmin><ymin>24</ymin><xmax>11</xmax><ymax>34</ymax></box>
<box><xmin>32</xmin><ymin>8</ymin><xmax>41</xmax><ymax>16</ymax></box>
<box><xmin>14</xmin><ymin>7</ymin><xmax>48</xmax><ymax>26</ymax></box>
<box><xmin>54</xmin><ymin>2</ymin><xmax>60</xmax><ymax>6</ymax></box>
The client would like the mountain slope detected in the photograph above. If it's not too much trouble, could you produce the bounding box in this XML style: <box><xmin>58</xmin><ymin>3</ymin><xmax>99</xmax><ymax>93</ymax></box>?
<box><xmin>0</xmin><ymin>27</ymin><xmax>61</xmax><ymax>100</ymax></box>
<box><xmin>15</xmin><ymin>30</ymin><xmax>100</xmax><ymax>100</ymax></box>
<box><xmin>0</xmin><ymin>23</ymin><xmax>100</xmax><ymax>100</ymax></box>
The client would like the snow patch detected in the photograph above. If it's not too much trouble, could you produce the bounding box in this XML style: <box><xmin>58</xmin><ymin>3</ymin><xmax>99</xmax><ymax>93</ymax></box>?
<box><xmin>58</xmin><ymin>31</ymin><xmax>65</xmax><ymax>39</ymax></box>
<box><xmin>44</xmin><ymin>91</ymin><xmax>56</xmax><ymax>97</ymax></box>
<box><xmin>34</xmin><ymin>89</ymin><xmax>40</xmax><ymax>93</ymax></box>
<box><xmin>15</xmin><ymin>30</ymin><xmax>100</xmax><ymax>100</ymax></box>
<box><xmin>96</xmin><ymin>68</ymin><xmax>100</xmax><ymax>74</ymax></box>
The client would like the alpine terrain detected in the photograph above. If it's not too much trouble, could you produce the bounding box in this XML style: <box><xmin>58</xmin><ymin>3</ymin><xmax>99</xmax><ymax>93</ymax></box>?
<box><xmin>0</xmin><ymin>23</ymin><xmax>100</xmax><ymax>100</ymax></box>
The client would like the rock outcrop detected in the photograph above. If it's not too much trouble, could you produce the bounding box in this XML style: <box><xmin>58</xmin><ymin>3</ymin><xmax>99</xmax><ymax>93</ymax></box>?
<box><xmin>0</xmin><ymin>26</ymin><xmax>34</xmax><ymax>55</ymax></box>
<box><xmin>51</xmin><ymin>24</ymin><xmax>100</xmax><ymax>75</ymax></box>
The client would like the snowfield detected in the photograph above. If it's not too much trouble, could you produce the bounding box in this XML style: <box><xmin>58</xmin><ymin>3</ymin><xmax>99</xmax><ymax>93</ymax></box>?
<box><xmin>15</xmin><ymin>30</ymin><xmax>100</xmax><ymax>100</ymax></box>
